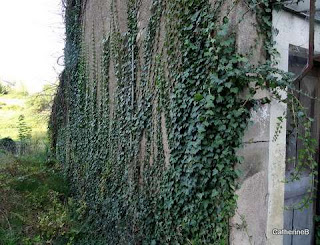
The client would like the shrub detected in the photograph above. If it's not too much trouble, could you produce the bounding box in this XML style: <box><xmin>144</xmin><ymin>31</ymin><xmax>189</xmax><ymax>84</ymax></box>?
<box><xmin>0</xmin><ymin>137</ymin><xmax>16</xmax><ymax>154</ymax></box>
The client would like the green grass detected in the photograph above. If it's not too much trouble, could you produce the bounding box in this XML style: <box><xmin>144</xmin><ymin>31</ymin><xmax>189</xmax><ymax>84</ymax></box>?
<box><xmin>0</xmin><ymin>87</ymin><xmax>99</xmax><ymax>244</ymax></box>
<box><xmin>0</xmin><ymin>94</ymin><xmax>49</xmax><ymax>141</ymax></box>
<box><xmin>0</xmin><ymin>151</ymin><xmax>81</xmax><ymax>244</ymax></box>
<box><xmin>0</xmin><ymin>87</ymin><xmax>86</xmax><ymax>244</ymax></box>
<box><xmin>0</xmin><ymin>150</ymin><xmax>110</xmax><ymax>244</ymax></box>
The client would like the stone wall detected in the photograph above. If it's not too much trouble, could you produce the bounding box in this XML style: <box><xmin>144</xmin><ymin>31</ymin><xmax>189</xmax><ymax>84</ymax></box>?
<box><xmin>51</xmin><ymin>0</ymin><xmax>280</xmax><ymax>243</ymax></box>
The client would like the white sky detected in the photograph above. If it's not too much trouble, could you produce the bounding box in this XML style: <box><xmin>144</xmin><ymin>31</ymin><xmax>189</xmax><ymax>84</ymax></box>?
<box><xmin>0</xmin><ymin>0</ymin><xmax>65</xmax><ymax>93</ymax></box>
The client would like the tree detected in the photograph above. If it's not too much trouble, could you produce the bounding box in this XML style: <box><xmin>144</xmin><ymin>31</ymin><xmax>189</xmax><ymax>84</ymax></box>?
<box><xmin>18</xmin><ymin>115</ymin><xmax>32</xmax><ymax>154</ymax></box>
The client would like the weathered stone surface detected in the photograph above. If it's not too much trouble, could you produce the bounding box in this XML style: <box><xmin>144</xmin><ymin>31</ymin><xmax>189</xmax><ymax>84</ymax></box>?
<box><xmin>237</xmin><ymin>141</ymin><xmax>269</xmax><ymax>185</ymax></box>
<box><xmin>243</xmin><ymin>104</ymin><xmax>270</xmax><ymax>143</ymax></box>
<box><xmin>230</xmin><ymin>169</ymin><xmax>268</xmax><ymax>245</ymax></box>
<box><xmin>230</xmin><ymin>142</ymin><xmax>269</xmax><ymax>245</ymax></box>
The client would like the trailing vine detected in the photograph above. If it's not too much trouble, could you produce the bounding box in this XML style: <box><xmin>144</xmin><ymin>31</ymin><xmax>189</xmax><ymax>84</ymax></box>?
<box><xmin>49</xmin><ymin>0</ymin><xmax>319</xmax><ymax>243</ymax></box>
<box><xmin>245</xmin><ymin>0</ymin><xmax>319</xmax><ymax>211</ymax></box>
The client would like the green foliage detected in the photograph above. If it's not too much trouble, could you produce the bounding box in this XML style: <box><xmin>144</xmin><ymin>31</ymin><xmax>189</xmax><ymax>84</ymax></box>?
<box><xmin>49</xmin><ymin>0</ymin><xmax>319</xmax><ymax>243</ymax></box>
<box><xmin>26</xmin><ymin>84</ymin><xmax>56</xmax><ymax>113</ymax></box>
<box><xmin>18</xmin><ymin>115</ymin><xmax>32</xmax><ymax>142</ymax></box>
<box><xmin>18</xmin><ymin>114</ymin><xmax>32</xmax><ymax>155</ymax></box>
<box><xmin>8</xmin><ymin>84</ymin><xmax>29</xmax><ymax>98</ymax></box>
<box><xmin>0</xmin><ymin>137</ymin><xmax>16</xmax><ymax>154</ymax></box>
<box><xmin>0</xmin><ymin>101</ymin><xmax>6</xmax><ymax>109</ymax></box>
<box><xmin>38</xmin><ymin>191</ymin><xmax>71</xmax><ymax>240</ymax></box>
<box><xmin>2</xmin><ymin>104</ymin><xmax>22</xmax><ymax>111</ymax></box>
<box><xmin>0</xmin><ymin>83</ymin><xmax>9</xmax><ymax>95</ymax></box>
<box><xmin>0</xmin><ymin>150</ymin><xmax>84</xmax><ymax>244</ymax></box>
<box><xmin>0</xmin><ymin>86</ymin><xmax>51</xmax><ymax>141</ymax></box>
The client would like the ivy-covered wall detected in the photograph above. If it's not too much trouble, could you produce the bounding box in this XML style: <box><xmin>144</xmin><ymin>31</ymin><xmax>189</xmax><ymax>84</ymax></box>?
<box><xmin>50</xmin><ymin>0</ymin><xmax>294</xmax><ymax>244</ymax></box>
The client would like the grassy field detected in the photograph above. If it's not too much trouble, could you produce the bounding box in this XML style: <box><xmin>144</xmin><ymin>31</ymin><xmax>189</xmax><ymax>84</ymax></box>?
<box><xmin>0</xmin><ymin>151</ymin><xmax>75</xmax><ymax>244</ymax></box>
<box><xmin>0</xmin><ymin>86</ymin><xmax>81</xmax><ymax>244</ymax></box>
<box><xmin>0</xmin><ymin>86</ymin><xmax>101</xmax><ymax>244</ymax></box>
<box><xmin>0</xmin><ymin>149</ymin><xmax>104</xmax><ymax>244</ymax></box>
<box><xmin>0</xmin><ymin>93</ymin><xmax>49</xmax><ymax>141</ymax></box>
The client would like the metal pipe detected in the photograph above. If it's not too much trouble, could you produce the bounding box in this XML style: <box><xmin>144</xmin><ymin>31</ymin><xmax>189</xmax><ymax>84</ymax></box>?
<box><xmin>292</xmin><ymin>0</ymin><xmax>316</xmax><ymax>83</ymax></box>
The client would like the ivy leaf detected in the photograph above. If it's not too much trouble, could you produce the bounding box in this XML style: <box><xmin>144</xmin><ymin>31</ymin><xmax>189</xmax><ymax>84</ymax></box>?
<box><xmin>205</xmin><ymin>94</ymin><xmax>215</xmax><ymax>108</ymax></box>
<box><xmin>217</xmin><ymin>164</ymin><xmax>224</xmax><ymax>171</ymax></box>
<box><xmin>230</xmin><ymin>87</ymin><xmax>238</xmax><ymax>93</ymax></box>
<box><xmin>224</xmin><ymin>82</ymin><xmax>232</xmax><ymax>88</ymax></box>
<box><xmin>211</xmin><ymin>190</ymin><xmax>219</xmax><ymax>197</ymax></box>
<box><xmin>194</xmin><ymin>93</ymin><xmax>203</xmax><ymax>102</ymax></box>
